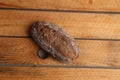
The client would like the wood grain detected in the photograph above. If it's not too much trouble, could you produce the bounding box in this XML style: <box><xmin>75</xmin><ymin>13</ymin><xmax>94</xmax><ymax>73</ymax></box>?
<box><xmin>0</xmin><ymin>0</ymin><xmax>120</xmax><ymax>12</ymax></box>
<box><xmin>0</xmin><ymin>0</ymin><xmax>120</xmax><ymax>80</ymax></box>
<box><xmin>0</xmin><ymin>66</ymin><xmax>120</xmax><ymax>80</ymax></box>
<box><xmin>1</xmin><ymin>37</ymin><xmax>120</xmax><ymax>67</ymax></box>
<box><xmin>0</xmin><ymin>10</ymin><xmax>120</xmax><ymax>39</ymax></box>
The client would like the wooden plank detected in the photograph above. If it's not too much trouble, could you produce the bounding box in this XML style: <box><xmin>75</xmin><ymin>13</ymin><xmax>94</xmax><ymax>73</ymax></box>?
<box><xmin>0</xmin><ymin>10</ymin><xmax>120</xmax><ymax>39</ymax></box>
<box><xmin>0</xmin><ymin>37</ymin><xmax>120</xmax><ymax>67</ymax></box>
<box><xmin>0</xmin><ymin>0</ymin><xmax>120</xmax><ymax>12</ymax></box>
<box><xmin>0</xmin><ymin>66</ymin><xmax>120</xmax><ymax>80</ymax></box>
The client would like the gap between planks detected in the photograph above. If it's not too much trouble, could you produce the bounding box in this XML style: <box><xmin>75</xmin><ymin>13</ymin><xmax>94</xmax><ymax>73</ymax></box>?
<box><xmin>1</xmin><ymin>36</ymin><xmax>120</xmax><ymax>41</ymax></box>
<box><xmin>0</xmin><ymin>8</ymin><xmax>120</xmax><ymax>14</ymax></box>
<box><xmin>0</xmin><ymin>64</ymin><xmax>120</xmax><ymax>70</ymax></box>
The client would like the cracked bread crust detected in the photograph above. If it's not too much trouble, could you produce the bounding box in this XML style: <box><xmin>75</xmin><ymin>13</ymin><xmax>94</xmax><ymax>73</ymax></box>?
<box><xmin>31</xmin><ymin>21</ymin><xmax>80</xmax><ymax>63</ymax></box>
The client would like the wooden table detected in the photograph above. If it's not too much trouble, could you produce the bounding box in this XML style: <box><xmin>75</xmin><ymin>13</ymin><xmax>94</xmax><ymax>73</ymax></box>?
<box><xmin>0</xmin><ymin>0</ymin><xmax>120</xmax><ymax>80</ymax></box>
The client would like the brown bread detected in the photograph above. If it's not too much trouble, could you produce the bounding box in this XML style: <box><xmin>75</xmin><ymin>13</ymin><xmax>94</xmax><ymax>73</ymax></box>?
<box><xmin>31</xmin><ymin>21</ymin><xmax>79</xmax><ymax>63</ymax></box>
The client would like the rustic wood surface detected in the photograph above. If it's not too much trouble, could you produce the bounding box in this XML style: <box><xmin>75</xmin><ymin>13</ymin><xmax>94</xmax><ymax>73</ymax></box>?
<box><xmin>1</xmin><ymin>38</ymin><xmax>120</xmax><ymax>67</ymax></box>
<box><xmin>0</xmin><ymin>66</ymin><xmax>120</xmax><ymax>80</ymax></box>
<box><xmin>0</xmin><ymin>0</ymin><xmax>120</xmax><ymax>79</ymax></box>
<box><xmin>0</xmin><ymin>10</ymin><xmax>120</xmax><ymax>39</ymax></box>
<box><xmin>0</xmin><ymin>0</ymin><xmax>120</xmax><ymax>12</ymax></box>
